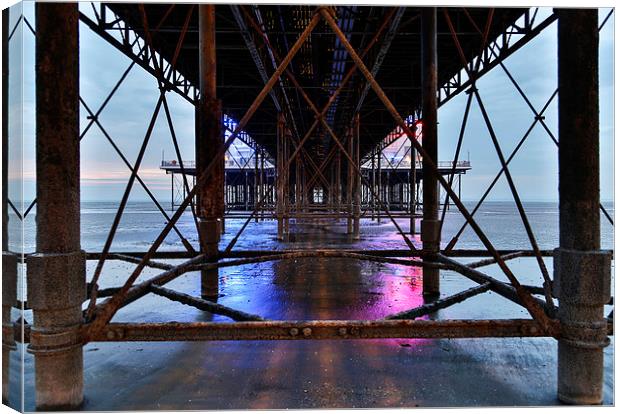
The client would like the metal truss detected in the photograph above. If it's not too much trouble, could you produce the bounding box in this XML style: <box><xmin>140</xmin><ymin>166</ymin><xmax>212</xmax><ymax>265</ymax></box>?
<box><xmin>79</xmin><ymin>2</ymin><xmax>262</xmax><ymax>152</ymax></box>
<box><xmin>438</xmin><ymin>8</ymin><xmax>558</xmax><ymax>106</ymax></box>
<box><xmin>8</xmin><ymin>5</ymin><xmax>613</xmax><ymax>336</ymax></box>
<box><xmin>72</xmin><ymin>6</ymin><xmax>608</xmax><ymax>340</ymax></box>
<box><xmin>4</xmin><ymin>6</ymin><xmax>614</xmax><ymax>409</ymax></box>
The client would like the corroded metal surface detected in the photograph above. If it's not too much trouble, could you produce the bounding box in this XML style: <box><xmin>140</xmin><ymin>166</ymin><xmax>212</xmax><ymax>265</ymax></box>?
<box><xmin>88</xmin><ymin>319</ymin><xmax>551</xmax><ymax>342</ymax></box>
<box><xmin>556</xmin><ymin>9</ymin><xmax>610</xmax><ymax>405</ymax></box>
<box><xmin>420</xmin><ymin>8</ymin><xmax>440</xmax><ymax>296</ymax></box>
<box><xmin>30</xmin><ymin>3</ymin><xmax>84</xmax><ymax>409</ymax></box>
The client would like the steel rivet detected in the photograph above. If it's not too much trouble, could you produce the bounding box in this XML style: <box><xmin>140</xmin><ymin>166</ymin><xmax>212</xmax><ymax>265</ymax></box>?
<box><xmin>289</xmin><ymin>328</ymin><xmax>299</xmax><ymax>336</ymax></box>
<box><xmin>338</xmin><ymin>327</ymin><xmax>347</xmax><ymax>336</ymax></box>
<box><xmin>302</xmin><ymin>327</ymin><xmax>312</xmax><ymax>337</ymax></box>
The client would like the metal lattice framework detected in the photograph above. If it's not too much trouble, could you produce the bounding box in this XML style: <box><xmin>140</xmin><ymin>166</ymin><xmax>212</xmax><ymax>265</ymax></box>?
<box><xmin>1</xmin><ymin>3</ymin><xmax>614</xmax><ymax>409</ymax></box>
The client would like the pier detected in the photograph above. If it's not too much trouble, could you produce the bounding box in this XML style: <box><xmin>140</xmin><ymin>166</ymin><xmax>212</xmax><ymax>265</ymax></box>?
<box><xmin>1</xmin><ymin>3</ymin><xmax>614</xmax><ymax>410</ymax></box>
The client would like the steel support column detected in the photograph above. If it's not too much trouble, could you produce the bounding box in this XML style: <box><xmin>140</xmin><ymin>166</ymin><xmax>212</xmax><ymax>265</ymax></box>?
<box><xmin>421</xmin><ymin>7</ymin><xmax>440</xmax><ymax>297</ymax></box>
<box><xmin>284</xmin><ymin>125</ymin><xmax>291</xmax><ymax>235</ymax></box>
<box><xmin>376</xmin><ymin>147</ymin><xmax>382</xmax><ymax>223</ymax></box>
<box><xmin>410</xmin><ymin>137</ymin><xmax>416</xmax><ymax>234</ymax></box>
<box><xmin>196</xmin><ymin>4</ymin><xmax>222</xmax><ymax>298</ymax></box>
<box><xmin>276</xmin><ymin>113</ymin><xmax>285</xmax><ymax>240</ymax></box>
<box><xmin>260</xmin><ymin>149</ymin><xmax>265</xmax><ymax>221</ymax></box>
<box><xmin>555</xmin><ymin>9</ymin><xmax>611</xmax><ymax>405</ymax></box>
<box><xmin>346</xmin><ymin>128</ymin><xmax>354</xmax><ymax>234</ymax></box>
<box><xmin>27</xmin><ymin>3</ymin><xmax>85</xmax><ymax>409</ymax></box>
<box><xmin>370</xmin><ymin>148</ymin><xmax>376</xmax><ymax>221</ymax></box>
<box><xmin>295</xmin><ymin>156</ymin><xmax>301</xmax><ymax>217</ymax></box>
<box><xmin>353</xmin><ymin>114</ymin><xmax>361</xmax><ymax>239</ymax></box>
<box><xmin>254</xmin><ymin>148</ymin><xmax>259</xmax><ymax>222</ymax></box>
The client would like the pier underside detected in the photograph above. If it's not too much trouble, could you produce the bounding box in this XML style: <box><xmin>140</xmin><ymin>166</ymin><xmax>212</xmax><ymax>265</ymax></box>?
<box><xmin>1</xmin><ymin>3</ymin><xmax>614</xmax><ymax>410</ymax></box>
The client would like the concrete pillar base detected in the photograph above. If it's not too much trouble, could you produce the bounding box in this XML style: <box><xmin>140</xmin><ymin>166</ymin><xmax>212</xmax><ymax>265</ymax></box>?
<box><xmin>421</xmin><ymin>219</ymin><xmax>440</xmax><ymax>296</ymax></box>
<box><xmin>277</xmin><ymin>216</ymin><xmax>284</xmax><ymax>241</ymax></box>
<box><xmin>26</xmin><ymin>251</ymin><xmax>86</xmax><ymax>410</ymax></box>
<box><xmin>558</xmin><ymin>340</ymin><xmax>606</xmax><ymax>404</ymax></box>
<box><xmin>554</xmin><ymin>248</ymin><xmax>611</xmax><ymax>404</ymax></box>
<box><xmin>32</xmin><ymin>344</ymin><xmax>84</xmax><ymax>410</ymax></box>
<box><xmin>353</xmin><ymin>213</ymin><xmax>360</xmax><ymax>240</ymax></box>
<box><xmin>409</xmin><ymin>218</ymin><xmax>416</xmax><ymax>235</ymax></box>
<box><xmin>199</xmin><ymin>218</ymin><xmax>220</xmax><ymax>299</ymax></box>
<box><xmin>2</xmin><ymin>252</ymin><xmax>17</xmax><ymax>403</ymax></box>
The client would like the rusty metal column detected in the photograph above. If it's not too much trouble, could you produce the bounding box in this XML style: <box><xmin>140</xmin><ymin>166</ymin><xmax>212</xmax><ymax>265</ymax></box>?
<box><xmin>276</xmin><ymin>114</ymin><xmax>284</xmax><ymax>240</ymax></box>
<box><xmin>370</xmin><ymin>148</ymin><xmax>375</xmax><ymax>221</ymax></box>
<box><xmin>26</xmin><ymin>3</ymin><xmax>84</xmax><ymax>409</ymax></box>
<box><xmin>301</xmin><ymin>162</ymin><xmax>308</xmax><ymax>215</ymax></box>
<box><xmin>555</xmin><ymin>9</ymin><xmax>610</xmax><ymax>405</ymax></box>
<box><xmin>377</xmin><ymin>147</ymin><xmax>382</xmax><ymax>223</ymax></box>
<box><xmin>196</xmin><ymin>4</ymin><xmax>221</xmax><ymax>298</ymax></box>
<box><xmin>284</xmin><ymin>126</ymin><xmax>291</xmax><ymax>236</ymax></box>
<box><xmin>254</xmin><ymin>149</ymin><xmax>259</xmax><ymax>222</ymax></box>
<box><xmin>346</xmin><ymin>128</ymin><xmax>354</xmax><ymax>234</ymax></box>
<box><xmin>2</xmin><ymin>7</ymin><xmax>17</xmax><ymax>405</ymax></box>
<box><xmin>335</xmin><ymin>151</ymin><xmax>341</xmax><ymax>221</ymax></box>
<box><xmin>329</xmin><ymin>163</ymin><xmax>335</xmax><ymax>212</ymax></box>
<box><xmin>421</xmin><ymin>7</ymin><xmax>440</xmax><ymax>297</ymax></box>
<box><xmin>244</xmin><ymin>171</ymin><xmax>249</xmax><ymax>210</ymax></box>
<box><xmin>260</xmin><ymin>149</ymin><xmax>265</xmax><ymax>220</ymax></box>
<box><xmin>410</xmin><ymin>131</ymin><xmax>417</xmax><ymax>234</ymax></box>
<box><xmin>295</xmin><ymin>157</ymin><xmax>301</xmax><ymax>219</ymax></box>
<box><xmin>353</xmin><ymin>114</ymin><xmax>361</xmax><ymax>239</ymax></box>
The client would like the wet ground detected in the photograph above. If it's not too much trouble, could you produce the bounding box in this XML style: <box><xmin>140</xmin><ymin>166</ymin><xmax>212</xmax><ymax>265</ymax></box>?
<box><xmin>6</xmin><ymin>215</ymin><xmax>615</xmax><ymax>410</ymax></box>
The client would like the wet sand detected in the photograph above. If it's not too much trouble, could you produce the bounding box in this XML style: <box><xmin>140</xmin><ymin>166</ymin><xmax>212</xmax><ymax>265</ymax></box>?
<box><xmin>7</xmin><ymin>218</ymin><xmax>614</xmax><ymax>410</ymax></box>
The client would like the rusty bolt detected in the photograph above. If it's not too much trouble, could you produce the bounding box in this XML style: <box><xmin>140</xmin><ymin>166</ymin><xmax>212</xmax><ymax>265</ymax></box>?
<box><xmin>289</xmin><ymin>328</ymin><xmax>299</xmax><ymax>336</ymax></box>
<box><xmin>302</xmin><ymin>328</ymin><xmax>312</xmax><ymax>337</ymax></box>
<box><xmin>338</xmin><ymin>327</ymin><xmax>347</xmax><ymax>336</ymax></box>
<box><xmin>350</xmin><ymin>327</ymin><xmax>360</xmax><ymax>336</ymax></box>
<box><xmin>106</xmin><ymin>330</ymin><xmax>115</xmax><ymax>340</ymax></box>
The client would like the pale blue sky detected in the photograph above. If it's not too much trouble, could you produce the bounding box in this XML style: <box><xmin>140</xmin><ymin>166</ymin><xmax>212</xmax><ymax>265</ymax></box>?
<box><xmin>6</xmin><ymin>4</ymin><xmax>614</xmax><ymax>205</ymax></box>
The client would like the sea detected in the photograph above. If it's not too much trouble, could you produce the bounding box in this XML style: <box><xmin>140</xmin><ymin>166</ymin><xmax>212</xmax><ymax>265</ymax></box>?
<box><xmin>9</xmin><ymin>200</ymin><xmax>615</xmax><ymax>253</ymax></box>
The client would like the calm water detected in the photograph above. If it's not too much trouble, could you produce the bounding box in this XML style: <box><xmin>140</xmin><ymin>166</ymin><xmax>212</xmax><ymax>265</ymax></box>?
<box><xmin>9</xmin><ymin>200</ymin><xmax>615</xmax><ymax>253</ymax></box>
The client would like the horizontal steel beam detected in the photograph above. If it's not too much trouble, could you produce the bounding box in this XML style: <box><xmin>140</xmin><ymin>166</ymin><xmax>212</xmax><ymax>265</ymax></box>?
<box><xmin>89</xmin><ymin>319</ymin><xmax>549</xmax><ymax>341</ymax></box>
<box><xmin>12</xmin><ymin>318</ymin><xmax>614</xmax><ymax>344</ymax></box>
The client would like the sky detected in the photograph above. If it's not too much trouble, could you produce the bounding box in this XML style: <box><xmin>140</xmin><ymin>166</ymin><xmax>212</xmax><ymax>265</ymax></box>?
<box><xmin>5</xmin><ymin>3</ymin><xmax>615</xmax><ymax>207</ymax></box>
